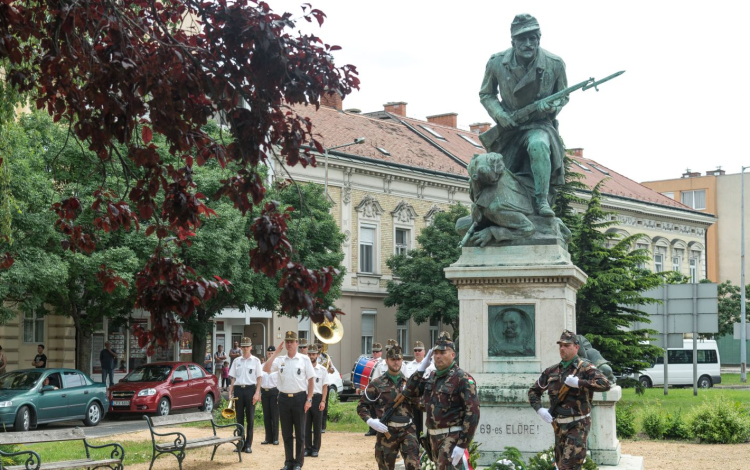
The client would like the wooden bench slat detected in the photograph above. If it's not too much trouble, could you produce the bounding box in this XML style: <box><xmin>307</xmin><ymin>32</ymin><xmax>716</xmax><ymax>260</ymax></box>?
<box><xmin>0</xmin><ymin>428</ymin><xmax>86</xmax><ymax>446</ymax></box>
<box><xmin>6</xmin><ymin>457</ymin><xmax>120</xmax><ymax>470</ymax></box>
<box><xmin>157</xmin><ymin>436</ymin><xmax>241</xmax><ymax>450</ymax></box>
<box><xmin>149</xmin><ymin>411</ymin><xmax>213</xmax><ymax>427</ymax></box>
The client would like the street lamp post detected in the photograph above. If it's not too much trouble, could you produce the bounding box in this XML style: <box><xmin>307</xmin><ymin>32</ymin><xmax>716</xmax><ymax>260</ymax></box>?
<box><xmin>324</xmin><ymin>137</ymin><xmax>366</xmax><ymax>198</ymax></box>
<box><xmin>742</xmin><ymin>166</ymin><xmax>749</xmax><ymax>382</ymax></box>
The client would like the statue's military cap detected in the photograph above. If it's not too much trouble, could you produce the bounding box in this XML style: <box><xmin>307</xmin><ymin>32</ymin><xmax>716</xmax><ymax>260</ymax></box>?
<box><xmin>510</xmin><ymin>13</ymin><xmax>540</xmax><ymax>37</ymax></box>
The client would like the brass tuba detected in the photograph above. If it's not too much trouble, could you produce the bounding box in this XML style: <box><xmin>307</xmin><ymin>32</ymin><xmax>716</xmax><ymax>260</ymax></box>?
<box><xmin>221</xmin><ymin>397</ymin><xmax>237</xmax><ymax>419</ymax></box>
<box><xmin>313</xmin><ymin>317</ymin><xmax>344</xmax><ymax>370</ymax></box>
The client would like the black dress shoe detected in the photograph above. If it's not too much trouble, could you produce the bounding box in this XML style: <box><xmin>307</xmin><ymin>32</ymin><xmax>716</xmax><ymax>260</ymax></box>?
<box><xmin>293</xmin><ymin>466</ymin><xmax>302</xmax><ymax>470</ymax></box>
<box><xmin>311</xmin><ymin>450</ymin><xmax>319</xmax><ymax>457</ymax></box>
<box><xmin>243</xmin><ymin>446</ymin><xmax>252</xmax><ymax>454</ymax></box>
<box><xmin>304</xmin><ymin>449</ymin><xmax>311</xmax><ymax>457</ymax></box>
<box><xmin>364</xmin><ymin>429</ymin><xmax>376</xmax><ymax>436</ymax></box>
<box><xmin>261</xmin><ymin>441</ymin><xmax>270</xmax><ymax>445</ymax></box>
<box><xmin>273</xmin><ymin>441</ymin><xmax>279</xmax><ymax>445</ymax></box>
<box><xmin>321</xmin><ymin>429</ymin><xmax>326</xmax><ymax>433</ymax></box>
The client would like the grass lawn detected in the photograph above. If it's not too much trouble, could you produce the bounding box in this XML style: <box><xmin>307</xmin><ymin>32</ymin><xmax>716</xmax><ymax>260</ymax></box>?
<box><xmin>8</xmin><ymin>439</ymin><xmax>155</xmax><ymax>467</ymax></box>
<box><xmin>719</xmin><ymin>373</ymin><xmax>748</xmax><ymax>385</ymax></box>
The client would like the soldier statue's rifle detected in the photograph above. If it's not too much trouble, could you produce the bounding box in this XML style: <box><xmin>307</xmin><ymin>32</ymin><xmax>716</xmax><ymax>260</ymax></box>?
<box><xmin>458</xmin><ymin>221</ymin><xmax>478</xmax><ymax>248</ymax></box>
<box><xmin>548</xmin><ymin>358</ymin><xmax>583</xmax><ymax>416</ymax></box>
<box><xmin>478</xmin><ymin>70</ymin><xmax>625</xmax><ymax>149</ymax></box>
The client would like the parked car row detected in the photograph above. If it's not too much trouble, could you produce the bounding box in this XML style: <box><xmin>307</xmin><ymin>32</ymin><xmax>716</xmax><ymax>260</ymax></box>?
<box><xmin>0</xmin><ymin>361</ymin><xmax>220</xmax><ymax>431</ymax></box>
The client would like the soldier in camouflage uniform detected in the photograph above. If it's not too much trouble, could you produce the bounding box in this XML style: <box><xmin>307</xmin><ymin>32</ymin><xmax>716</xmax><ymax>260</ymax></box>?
<box><xmin>404</xmin><ymin>332</ymin><xmax>480</xmax><ymax>470</ymax></box>
<box><xmin>528</xmin><ymin>330</ymin><xmax>611</xmax><ymax>470</ymax></box>
<box><xmin>357</xmin><ymin>344</ymin><xmax>420</xmax><ymax>470</ymax></box>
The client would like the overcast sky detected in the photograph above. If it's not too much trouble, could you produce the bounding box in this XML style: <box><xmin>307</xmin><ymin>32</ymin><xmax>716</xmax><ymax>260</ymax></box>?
<box><xmin>271</xmin><ymin>0</ymin><xmax>750</xmax><ymax>183</ymax></box>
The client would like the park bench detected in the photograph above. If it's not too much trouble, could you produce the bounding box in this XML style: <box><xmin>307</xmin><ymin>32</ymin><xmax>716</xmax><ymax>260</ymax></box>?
<box><xmin>143</xmin><ymin>411</ymin><xmax>244</xmax><ymax>470</ymax></box>
<box><xmin>0</xmin><ymin>427</ymin><xmax>124</xmax><ymax>470</ymax></box>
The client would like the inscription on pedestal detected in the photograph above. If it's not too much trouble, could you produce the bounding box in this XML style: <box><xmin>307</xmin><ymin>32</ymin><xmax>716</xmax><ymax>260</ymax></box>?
<box><xmin>488</xmin><ymin>305</ymin><xmax>535</xmax><ymax>357</ymax></box>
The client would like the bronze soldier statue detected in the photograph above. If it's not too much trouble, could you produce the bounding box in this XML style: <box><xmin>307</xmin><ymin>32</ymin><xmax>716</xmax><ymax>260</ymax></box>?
<box><xmin>529</xmin><ymin>330</ymin><xmax>611</xmax><ymax>470</ymax></box>
<box><xmin>404</xmin><ymin>332</ymin><xmax>480</xmax><ymax>470</ymax></box>
<box><xmin>357</xmin><ymin>345</ymin><xmax>420</xmax><ymax>470</ymax></box>
<box><xmin>479</xmin><ymin>13</ymin><xmax>568</xmax><ymax>218</ymax></box>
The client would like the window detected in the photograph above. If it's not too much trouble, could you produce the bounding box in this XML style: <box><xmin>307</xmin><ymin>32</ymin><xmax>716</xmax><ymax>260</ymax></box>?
<box><xmin>361</xmin><ymin>312</ymin><xmax>375</xmax><ymax>355</ymax></box>
<box><xmin>654</xmin><ymin>253</ymin><xmax>664</xmax><ymax>273</ymax></box>
<box><xmin>173</xmin><ymin>365</ymin><xmax>189</xmax><ymax>381</ymax></box>
<box><xmin>668</xmin><ymin>350</ymin><xmax>692</xmax><ymax>364</ymax></box>
<box><xmin>397</xmin><ymin>321</ymin><xmax>409</xmax><ymax>350</ymax></box>
<box><xmin>661</xmin><ymin>192</ymin><xmax>675</xmax><ymax>200</ymax></box>
<box><xmin>697</xmin><ymin>350</ymin><xmax>718</xmax><ymax>364</ymax></box>
<box><xmin>689</xmin><ymin>258</ymin><xmax>698</xmax><ymax>283</ymax></box>
<box><xmin>573</xmin><ymin>161</ymin><xmax>591</xmax><ymax>172</ymax></box>
<box><xmin>395</xmin><ymin>228</ymin><xmax>410</xmax><ymax>256</ymax></box>
<box><xmin>188</xmin><ymin>364</ymin><xmax>205</xmax><ymax>379</ymax></box>
<box><xmin>429</xmin><ymin>318</ymin><xmax>440</xmax><ymax>347</ymax></box>
<box><xmin>298</xmin><ymin>330</ymin><xmax>309</xmax><ymax>343</ymax></box>
<box><xmin>23</xmin><ymin>311</ymin><xmax>45</xmax><ymax>343</ymax></box>
<box><xmin>681</xmin><ymin>190</ymin><xmax>706</xmax><ymax>210</ymax></box>
<box><xmin>459</xmin><ymin>134</ymin><xmax>483</xmax><ymax>148</ymax></box>
<box><xmin>418</xmin><ymin>125</ymin><xmax>446</xmax><ymax>141</ymax></box>
<box><xmin>63</xmin><ymin>371</ymin><xmax>86</xmax><ymax>388</ymax></box>
<box><xmin>591</xmin><ymin>164</ymin><xmax>610</xmax><ymax>175</ymax></box>
<box><xmin>672</xmin><ymin>256</ymin><xmax>681</xmax><ymax>272</ymax></box>
<box><xmin>359</xmin><ymin>225</ymin><xmax>376</xmax><ymax>273</ymax></box>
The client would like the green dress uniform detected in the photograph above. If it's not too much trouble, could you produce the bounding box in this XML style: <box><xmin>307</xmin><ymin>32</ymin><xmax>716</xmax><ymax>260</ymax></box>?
<box><xmin>357</xmin><ymin>346</ymin><xmax>420</xmax><ymax>470</ymax></box>
<box><xmin>404</xmin><ymin>334</ymin><xmax>480</xmax><ymax>470</ymax></box>
<box><xmin>528</xmin><ymin>331</ymin><xmax>611</xmax><ymax>470</ymax></box>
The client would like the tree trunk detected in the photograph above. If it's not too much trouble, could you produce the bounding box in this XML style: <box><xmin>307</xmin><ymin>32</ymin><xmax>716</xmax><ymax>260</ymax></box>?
<box><xmin>192</xmin><ymin>333</ymin><xmax>207</xmax><ymax>365</ymax></box>
<box><xmin>70</xmin><ymin>310</ymin><xmax>93</xmax><ymax>374</ymax></box>
<box><xmin>188</xmin><ymin>309</ymin><xmax>211</xmax><ymax>365</ymax></box>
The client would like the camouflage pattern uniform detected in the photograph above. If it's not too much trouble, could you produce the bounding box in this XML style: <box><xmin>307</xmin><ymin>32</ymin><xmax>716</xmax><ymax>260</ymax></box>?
<box><xmin>357</xmin><ymin>346</ymin><xmax>420</xmax><ymax>470</ymax></box>
<box><xmin>528</xmin><ymin>331</ymin><xmax>611</xmax><ymax>470</ymax></box>
<box><xmin>404</xmin><ymin>332</ymin><xmax>480</xmax><ymax>470</ymax></box>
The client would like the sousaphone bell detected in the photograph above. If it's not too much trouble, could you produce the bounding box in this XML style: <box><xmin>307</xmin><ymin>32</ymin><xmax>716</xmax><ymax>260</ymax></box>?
<box><xmin>313</xmin><ymin>317</ymin><xmax>344</xmax><ymax>370</ymax></box>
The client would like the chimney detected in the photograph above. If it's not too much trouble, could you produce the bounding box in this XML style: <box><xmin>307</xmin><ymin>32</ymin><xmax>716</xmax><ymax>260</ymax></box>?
<box><xmin>469</xmin><ymin>122</ymin><xmax>491</xmax><ymax>134</ymax></box>
<box><xmin>681</xmin><ymin>168</ymin><xmax>701</xmax><ymax>178</ymax></box>
<box><xmin>566</xmin><ymin>148</ymin><xmax>584</xmax><ymax>158</ymax></box>
<box><xmin>705</xmin><ymin>168</ymin><xmax>725</xmax><ymax>176</ymax></box>
<box><xmin>320</xmin><ymin>91</ymin><xmax>343</xmax><ymax>110</ymax></box>
<box><xmin>383</xmin><ymin>101</ymin><xmax>407</xmax><ymax>117</ymax></box>
<box><xmin>426</xmin><ymin>112</ymin><xmax>458</xmax><ymax>128</ymax></box>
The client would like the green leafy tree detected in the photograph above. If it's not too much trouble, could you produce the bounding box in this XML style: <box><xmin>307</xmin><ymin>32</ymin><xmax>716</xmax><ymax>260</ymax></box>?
<box><xmin>572</xmin><ymin>182</ymin><xmax>665</xmax><ymax>375</ymax></box>
<box><xmin>700</xmin><ymin>279</ymin><xmax>748</xmax><ymax>338</ymax></box>
<box><xmin>553</xmin><ymin>155</ymin><xmax>587</xmax><ymax>233</ymax></box>
<box><xmin>385</xmin><ymin>204</ymin><xmax>469</xmax><ymax>333</ymax></box>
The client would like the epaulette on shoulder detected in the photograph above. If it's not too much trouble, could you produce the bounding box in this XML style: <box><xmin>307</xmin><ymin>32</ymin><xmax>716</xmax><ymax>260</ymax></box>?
<box><xmin>542</xmin><ymin>49</ymin><xmax>564</xmax><ymax>63</ymax></box>
<box><xmin>489</xmin><ymin>49</ymin><xmax>511</xmax><ymax>61</ymax></box>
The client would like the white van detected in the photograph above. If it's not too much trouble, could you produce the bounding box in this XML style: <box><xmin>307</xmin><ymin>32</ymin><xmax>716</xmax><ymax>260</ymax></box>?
<box><xmin>638</xmin><ymin>339</ymin><xmax>721</xmax><ymax>388</ymax></box>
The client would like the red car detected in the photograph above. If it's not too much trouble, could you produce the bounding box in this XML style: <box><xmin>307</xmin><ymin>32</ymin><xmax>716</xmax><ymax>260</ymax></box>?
<box><xmin>107</xmin><ymin>362</ymin><xmax>220</xmax><ymax>418</ymax></box>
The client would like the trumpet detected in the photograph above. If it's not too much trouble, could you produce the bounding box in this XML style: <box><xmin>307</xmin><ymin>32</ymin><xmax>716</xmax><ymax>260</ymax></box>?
<box><xmin>313</xmin><ymin>317</ymin><xmax>344</xmax><ymax>371</ymax></box>
<box><xmin>221</xmin><ymin>397</ymin><xmax>237</xmax><ymax>419</ymax></box>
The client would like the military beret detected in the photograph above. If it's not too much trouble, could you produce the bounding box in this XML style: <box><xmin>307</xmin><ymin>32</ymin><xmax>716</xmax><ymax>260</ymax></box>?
<box><xmin>267</xmin><ymin>345</ymin><xmax>276</xmax><ymax>352</ymax></box>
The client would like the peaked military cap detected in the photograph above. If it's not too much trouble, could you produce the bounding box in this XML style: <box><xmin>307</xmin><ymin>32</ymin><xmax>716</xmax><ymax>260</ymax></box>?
<box><xmin>557</xmin><ymin>330</ymin><xmax>579</xmax><ymax>345</ymax></box>
<box><xmin>386</xmin><ymin>345</ymin><xmax>403</xmax><ymax>360</ymax></box>
<box><xmin>434</xmin><ymin>331</ymin><xmax>455</xmax><ymax>351</ymax></box>
<box><xmin>299</xmin><ymin>338</ymin><xmax>308</xmax><ymax>347</ymax></box>
<box><xmin>371</xmin><ymin>342</ymin><xmax>383</xmax><ymax>352</ymax></box>
<box><xmin>413</xmin><ymin>340</ymin><xmax>425</xmax><ymax>350</ymax></box>
<box><xmin>386</xmin><ymin>339</ymin><xmax>398</xmax><ymax>351</ymax></box>
<box><xmin>284</xmin><ymin>331</ymin><xmax>298</xmax><ymax>341</ymax></box>
<box><xmin>240</xmin><ymin>337</ymin><xmax>252</xmax><ymax>347</ymax></box>
<box><xmin>511</xmin><ymin>13</ymin><xmax>540</xmax><ymax>37</ymax></box>
<box><xmin>307</xmin><ymin>344</ymin><xmax>319</xmax><ymax>354</ymax></box>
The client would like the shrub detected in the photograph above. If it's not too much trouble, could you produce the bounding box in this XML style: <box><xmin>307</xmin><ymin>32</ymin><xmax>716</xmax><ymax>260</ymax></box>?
<box><xmin>616</xmin><ymin>405</ymin><xmax>637</xmax><ymax>439</ymax></box>
<box><xmin>490</xmin><ymin>447</ymin><xmax>526</xmax><ymax>470</ymax></box>
<box><xmin>641</xmin><ymin>408</ymin><xmax>667</xmax><ymax>439</ymax></box>
<box><xmin>526</xmin><ymin>446</ymin><xmax>554</xmax><ymax>470</ymax></box>
<box><xmin>663</xmin><ymin>408</ymin><xmax>691</xmax><ymax>440</ymax></box>
<box><xmin>689</xmin><ymin>397</ymin><xmax>750</xmax><ymax>444</ymax></box>
<box><xmin>468</xmin><ymin>441</ymin><xmax>482</xmax><ymax>470</ymax></box>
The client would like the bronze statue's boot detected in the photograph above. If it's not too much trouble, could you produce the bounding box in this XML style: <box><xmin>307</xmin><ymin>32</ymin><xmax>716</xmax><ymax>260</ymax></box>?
<box><xmin>534</xmin><ymin>195</ymin><xmax>555</xmax><ymax>217</ymax></box>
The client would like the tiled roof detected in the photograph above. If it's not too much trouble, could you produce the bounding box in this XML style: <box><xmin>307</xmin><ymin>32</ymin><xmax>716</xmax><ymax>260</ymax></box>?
<box><xmin>295</xmin><ymin>104</ymin><xmax>701</xmax><ymax>213</ymax></box>
<box><xmin>290</xmin><ymin>104</ymin><xmax>468</xmax><ymax>176</ymax></box>
<box><xmin>567</xmin><ymin>153</ymin><xmax>694</xmax><ymax>211</ymax></box>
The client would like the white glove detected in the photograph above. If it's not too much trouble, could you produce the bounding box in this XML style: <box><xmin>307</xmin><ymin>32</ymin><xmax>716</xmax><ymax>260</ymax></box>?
<box><xmin>366</xmin><ymin>418</ymin><xmax>388</xmax><ymax>434</ymax></box>
<box><xmin>451</xmin><ymin>446</ymin><xmax>465</xmax><ymax>466</ymax></box>
<box><xmin>537</xmin><ymin>408</ymin><xmax>553</xmax><ymax>424</ymax></box>
<box><xmin>418</xmin><ymin>349</ymin><xmax>433</xmax><ymax>372</ymax></box>
<box><xmin>564</xmin><ymin>375</ymin><xmax>580</xmax><ymax>388</ymax></box>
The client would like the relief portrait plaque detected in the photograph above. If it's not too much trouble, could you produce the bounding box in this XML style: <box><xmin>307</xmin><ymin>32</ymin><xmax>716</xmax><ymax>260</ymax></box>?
<box><xmin>488</xmin><ymin>305</ymin><xmax>535</xmax><ymax>357</ymax></box>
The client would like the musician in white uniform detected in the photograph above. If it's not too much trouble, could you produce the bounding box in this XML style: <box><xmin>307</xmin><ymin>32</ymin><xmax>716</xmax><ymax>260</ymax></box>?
<box><xmin>228</xmin><ymin>337</ymin><xmax>262</xmax><ymax>453</ymax></box>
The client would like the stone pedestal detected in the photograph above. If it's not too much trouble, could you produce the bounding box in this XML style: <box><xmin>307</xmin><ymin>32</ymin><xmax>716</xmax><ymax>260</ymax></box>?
<box><xmin>445</xmin><ymin>244</ymin><xmax>630</xmax><ymax>468</ymax></box>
